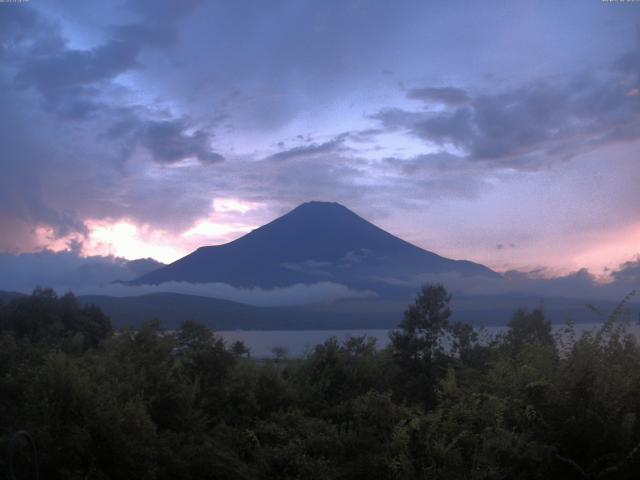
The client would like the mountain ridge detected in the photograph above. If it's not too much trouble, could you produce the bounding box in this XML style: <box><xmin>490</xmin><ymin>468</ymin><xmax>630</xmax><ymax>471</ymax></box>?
<box><xmin>4</xmin><ymin>289</ymin><xmax>636</xmax><ymax>331</ymax></box>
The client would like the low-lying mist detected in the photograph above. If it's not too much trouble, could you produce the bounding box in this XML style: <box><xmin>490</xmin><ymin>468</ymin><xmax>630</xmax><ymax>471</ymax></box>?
<box><xmin>1</xmin><ymin>250</ymin><xmax>638</xmax><ymax>307</ymax></box>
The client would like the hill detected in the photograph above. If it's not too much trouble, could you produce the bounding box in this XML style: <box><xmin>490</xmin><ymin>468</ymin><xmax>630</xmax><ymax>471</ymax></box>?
<box><xmin>76</xmin><ymin>292</ymin><xmax>397</xmax><ymax>330</ymax></box>
<box><xmin>3</xmin><ymin>290</ymin><xmax>637</xmax><ymax>330</ymax></box>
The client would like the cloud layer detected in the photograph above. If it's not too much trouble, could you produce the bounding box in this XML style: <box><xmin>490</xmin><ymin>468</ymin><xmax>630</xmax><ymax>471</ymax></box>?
<box><xmin>0</xmin><ymin>250</ymin><xmax>164</xmax><ymax>292</ymax></box>
<box><xmin>0</xmin><ymin>249</ymin><xmax>637</xmax><ymax>306</ymax></box>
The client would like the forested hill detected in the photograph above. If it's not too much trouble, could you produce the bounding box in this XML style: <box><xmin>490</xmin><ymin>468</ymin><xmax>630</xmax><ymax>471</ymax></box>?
<box><xmin>0</xmin><ymin>290</ymin><xmax>24</xmax><ymax>303</ymax></box>
<box><xmin>1</xmin><ymin>289</ymin><xmax>637</xmax><ymax>330</ymax></box>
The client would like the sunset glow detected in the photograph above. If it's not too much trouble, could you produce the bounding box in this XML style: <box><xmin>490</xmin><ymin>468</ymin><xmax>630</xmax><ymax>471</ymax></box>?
<box><xmin>85</xmin><ymin>220</ymin><xmax>184</xmax><ymax>264</ymax></box>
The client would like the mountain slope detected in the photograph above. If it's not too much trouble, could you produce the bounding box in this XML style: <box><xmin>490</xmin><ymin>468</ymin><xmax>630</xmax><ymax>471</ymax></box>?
<box><xmin>132</xmin><ymin>201</ymin><xmax>499</xmax><ymax>289</ymax></box>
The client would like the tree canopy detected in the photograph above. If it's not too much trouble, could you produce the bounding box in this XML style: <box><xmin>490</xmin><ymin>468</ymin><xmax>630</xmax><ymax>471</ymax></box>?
<box><xmin>1</xmin><ymin>286</ymin><xmax>640</xmax><ymax>479</ymax></box>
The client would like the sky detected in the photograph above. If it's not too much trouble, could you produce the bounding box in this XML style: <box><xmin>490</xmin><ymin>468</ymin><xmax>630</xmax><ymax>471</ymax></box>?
<box><xmin>1</xmin><ymin>0</ymin><xmax>639</xmax><ymax>281</ymax></box>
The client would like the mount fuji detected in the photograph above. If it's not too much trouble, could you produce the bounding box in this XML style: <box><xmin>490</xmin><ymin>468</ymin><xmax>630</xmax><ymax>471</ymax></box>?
<box><xmin>131</xmin><ymin>201</ymin><xmax>499</xmax><ymax>292</ymax></box>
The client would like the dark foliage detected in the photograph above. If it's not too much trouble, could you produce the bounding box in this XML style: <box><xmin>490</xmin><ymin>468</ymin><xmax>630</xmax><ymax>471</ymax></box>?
<box><xmin>1</xmin><ymin>286</ymin><xmax>640</xmax><ymax>479</ymax></box>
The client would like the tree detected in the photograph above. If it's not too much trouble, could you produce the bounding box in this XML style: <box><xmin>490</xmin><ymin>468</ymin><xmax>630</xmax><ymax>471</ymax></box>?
<box><xmin>505</xmin><ymin>307</ymin><xmax>554</xmax><ymax>354</ymax></box>
<box><xmin>177</xmin><ymin>319</ymin><xmax>214</xmax><ymax>348</ymax></box>
<box><xmin>391</xmin><ymin>284</ymin><xmax>451</xmax><ymax>362</ymax></box>
<box><xmin>271</xmin><ymin>345</ymin><xmax>288</xmax><ymax>361</ymax></box>
<box><xmin>389</xmin><ymin>284</ymin><xmax>452</xmax><ymax>406</ymax></box>
<box><xmin>231</xmin><ymin>340</ymin><xmax>250</xmax><ymax>358</ymax></box>
<box><xmin>449</xmin><ymin>320</ymin><xmax>489</xmax><ymax>369</ymax></box>
<box><xmin>0</xmin><ymin>288</ymin><xmax>111</xmax><ymax>349</ymax></box>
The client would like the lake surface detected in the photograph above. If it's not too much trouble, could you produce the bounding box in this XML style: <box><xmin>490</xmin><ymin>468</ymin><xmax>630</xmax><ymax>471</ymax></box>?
<box><xmin>217</xmin><ymin>322</ymin><xmax>640</xmax><ymax>358</ymax></box>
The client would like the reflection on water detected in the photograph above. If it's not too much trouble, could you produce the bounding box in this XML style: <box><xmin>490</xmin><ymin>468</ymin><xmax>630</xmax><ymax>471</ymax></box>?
<box><xmin>218</xmin><ymin>322</ymin><xmax>640</xmax><ymax>358</ymax></box>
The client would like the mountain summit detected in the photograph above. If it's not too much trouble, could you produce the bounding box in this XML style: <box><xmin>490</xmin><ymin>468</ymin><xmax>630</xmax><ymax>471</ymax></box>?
<box><xmin>131</xmin><ymin>201</ymin><xmax>499</xmax><ymax>289</ymax></box>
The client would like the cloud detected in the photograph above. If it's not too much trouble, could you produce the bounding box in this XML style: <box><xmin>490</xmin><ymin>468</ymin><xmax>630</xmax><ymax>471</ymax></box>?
<box><xmin>111</xmin><ymin>24</ymin><xmax>177</xmax><ymax>49</ymax></box>
<box><xmin>2</xmin><ymin>244</ymin><xmax>638</xmax><ymax>306</ymax></box>
<box><xmin>0</xmin><ymin>250</ymin><xmax>164</xmax><ymax>293</ymax></box>
<box><xmin>17</xmin><ymin>40</ymin><xmax>138</xmax><ymax>93</ymax></box>
<box><xmin>375</xmin><ymin>43</ymin><xmax>640</xmax><ymax>170</ymax></box>
<box><xmin>0</xmin><ymin>2</ymin><xmax>227</xmax><ymax>247</ymax></box>
<box><xmin>0</xmin><ymin>71</ymin><xmax>94</xmax><ymax>244</ymax></box>
<box><xmin>6</xmin><ymin>5</ymin><xmax>222</xmax><ymax>164</ymax></box>
<box><xmin>609</xmin><ymin>256</ymin><xmax>640</xmax><ymax>286</ymax></box>
<box><xmin>408</xmin><ymin>258</ymin><xmax>640</xmax><ymax>301</ymax></box>
<box><xmin>135</xmin><ymin>119</ymin><xmax>224</xmax><ymax>165</ymax></box>
<box><xmin>615</xmin><ymin>25</ymin><xmax>640</xmax><ymax>82</ymax></box>
<box><xmin>406</xmin><ymin>87</ymin><xmax>471</xmax><ymax>106</ymax></box>
<box><xmin>0</xmin><ymin>0</ymin><xmax>638</xmax><ymax>279</ymax></box>
<box><xmin>10</xmin><ymin>11</ymin><xmax>138</xmax><ymax>119</ymax></box>
<box><xmin>104</xmin><ymin>110</ymin><xmax>225</xmax><ymax>166</ymax></box>
<box><xmin>126</xmin><ymin>0</ymin><xmax>205</xmax><ymax>23</ymax></box>
<box><xmin>378</xmin><ymin>152</ymin><xmax>492</xmax><ymax>201</ymax></box>
<box><xmin>265</xmin><ymin>136</ymin><xmax>346</xmax><ymax>162</ymax></box>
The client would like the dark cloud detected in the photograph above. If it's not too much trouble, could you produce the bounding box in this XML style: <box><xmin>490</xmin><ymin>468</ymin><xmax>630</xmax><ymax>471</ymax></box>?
<box><xmin>1</xmin><ymin>7</ymin><xmax>140</xmax><ymax>118</ymax></box>
<box><xmin>103</xmin><ymin>111</ymin><xmax>224</xmax><ymax>165</ymax></box>
<box><xmin>126</xmin><ymin>0</ymin><xmax>205</xmax><ymax>23</ymax></box>
<box><xmin>0</xmin><ymin>2</ymin><xmax>223</xmax><ymax>247</ymax></box>
<box><xmin>610</xmin><ymin>256</ymin><xmax>640</xmax><ymax>286</ymax></box>
<box><xmin>407</xmin><ymin>87</ymin><xmax>471</xmax><ymax>106</ymax></box>
<box><xmin>265</xmin><ymin>136</ymin><xmax>346</xmax><ymax>162</ymax></box>
<box><xmin>346</xmin><ymin>128</ymin><xmax>385</xmax><ymax>143</ymax></box>
<box><xmin>4</xmin><ymin>1</ymin><xmax>202</xmax><ymax>122</ymax></box>
<box><xmin>412</xmin><ymin>258</ymin><xmax>640</xmax><ymax>302</ymax></box>
<box><xmin>17</xmin><ymin>40</ymin><xmax>138</xmax><ymax>92</ymax></box>
<box><xmin>109</xmin><ymin>0</ymin><xmax>205</xmax><ymax>50</ymax></box>
<box><xmin>375</xmin><ymin>44</ymin><xmax>640</xmax><ymax>170</ymax></box>
<box><xmin>0</xmin><ymin>250</ymin><xmax>164</xmax><ymax>292</ymax></box>
<box><xmin>15</xmin><ymin>40</ymin><xmax>138</xmax><ymax>118</ymax></box>
<box><xmin>111</xmin><ymin>24</ymin><xmax>177</xmax><ymax>48</ymax></box>
<box><xmin>0</xmin><ymin>5</ymin><xmax>63</xmax><ymax>56</ymax></box>
<box><xmin>137</xmin><ymin>119</ymin><xmax>224</xmax><ymax>165</ymax></box>
<box><xmin>0</xmin><ymin>71</ymin><xmax>92</xmax><ymax>244</ymax></box>
<box><xmin>415</xmin><ymin>107</ymin><xmax>476</xmax><ymax>150</ymax></box>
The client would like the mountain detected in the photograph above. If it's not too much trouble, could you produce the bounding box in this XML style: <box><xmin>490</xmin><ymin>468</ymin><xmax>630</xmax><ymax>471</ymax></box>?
<box><xmin>131</xmin><ymin>201</ymin><xmax>498</xmax><ymax>291</ymax></box>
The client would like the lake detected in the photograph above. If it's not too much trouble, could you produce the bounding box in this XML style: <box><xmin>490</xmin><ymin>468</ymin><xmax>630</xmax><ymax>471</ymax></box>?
<box><xmin>217</xmin><ymin>322</ymin><xmax>640</xmax><ymax>358</ymax></box>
